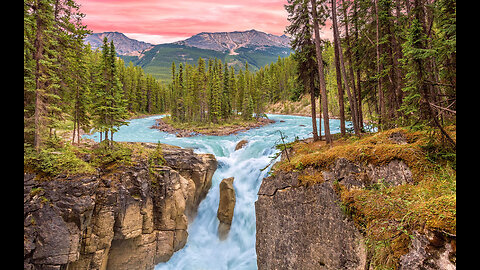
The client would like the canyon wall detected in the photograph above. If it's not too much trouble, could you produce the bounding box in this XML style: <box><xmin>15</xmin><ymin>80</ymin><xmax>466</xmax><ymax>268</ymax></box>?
<box><xmin>24</xmin><ymin>144</ymin><xmax>217</xmax><ymax>270</ymax></box>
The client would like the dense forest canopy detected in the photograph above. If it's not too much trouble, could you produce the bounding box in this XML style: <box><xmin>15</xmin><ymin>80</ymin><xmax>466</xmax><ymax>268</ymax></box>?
<box><xmin>24</xmin><ymin>0</ymin><xmax>455</xmax><ymax>152</ymax></box>
<box><xmin>283</xmin><ymin>0</ymin><xmax>455</xmax><ymax>147</ymax></box>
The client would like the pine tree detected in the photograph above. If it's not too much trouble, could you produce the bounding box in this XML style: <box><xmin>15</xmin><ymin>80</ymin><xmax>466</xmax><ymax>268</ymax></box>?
<box><xmin>332</xmin><ymin>0</ymin><xmax>361</xmax><ymax>136</ymax></box>
<box><xmin>236</xmin><ymin>69</ymin><xmax>245</xmax><ymax>116</ymax></box>
<box><xmin>221</xmin><ymin>64</ymin><xmax>232</xmax><ymax>120</ymax></box>
<box><xmin>209</xmin><ymin>72</ymin><xmax>222</xmax><ymax>123</ymax></box>
<box><xmin>286</xmin><ymin>0</ymin><xmax>321</xmax><ymax>141</ymax></box>
<box><xmin>25</xmin><ymin>0</ymin><xmax>89</xmax><ymax>150</ymax></box>
<box><xmin>91</xmin><ymin>38</ymin><xmax>128</xmax><ymax>145</ymax></box>
<box><xmin>176</xmin><ymin>63</ymin><xmax>186</xmax><ymax>122</ymax></box>
<box><xmin>197</xmin><ymin>57</ymin><xmax>208</xmax><ymax>122</ymax></box>
<box><xmin>68</xmin><ymin>42</ymin><xmax>91</xmax><ymax>145</ymax></box>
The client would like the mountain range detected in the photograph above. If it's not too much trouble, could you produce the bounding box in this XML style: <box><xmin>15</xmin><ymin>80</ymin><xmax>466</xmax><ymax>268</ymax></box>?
<box><xmin>84</xmin><ymin>29</ymin><xmax>292</xmax><ymax>81</ymax></box>
<box><xmin>84</xmin><ymin>32</ymin><xmax>153</xmax><ymax>56</ymax></box>
<box><xmin>175</xmin><ymin>30</ymin><xmax>290</xmax><ymax>54</ymax></box>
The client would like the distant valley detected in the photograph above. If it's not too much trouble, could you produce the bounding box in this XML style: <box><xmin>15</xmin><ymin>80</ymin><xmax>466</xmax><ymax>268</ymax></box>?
<box><xmin>84</xmin><ymin>30</ymin><xmax>292</xmax><ymax>82</ymax></box>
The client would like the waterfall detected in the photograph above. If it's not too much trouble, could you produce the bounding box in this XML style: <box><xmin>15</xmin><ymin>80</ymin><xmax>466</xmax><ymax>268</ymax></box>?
<box><xmin>84</xmin><ymin>114</ymin><xmax>348</xmax><ymax>269</ymax></box>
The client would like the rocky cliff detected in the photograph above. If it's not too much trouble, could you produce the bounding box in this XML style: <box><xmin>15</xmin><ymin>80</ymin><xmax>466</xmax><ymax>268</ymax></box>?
<box><xmin>255</xmin><ymin>129</ymin><xmax>456</xmax><ymax>270</ymax></box>
<box><xmin>256</xmin><ymin>170</ymin><xmax>367</xmax><ymax>269</ymax></box>
<box><xmin>24</xmin><ymin>143</ymin><xmax>217</xmax><ymax>270</ymax></box>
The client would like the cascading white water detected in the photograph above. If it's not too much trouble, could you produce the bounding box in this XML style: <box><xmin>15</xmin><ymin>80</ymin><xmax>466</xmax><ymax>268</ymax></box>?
<box><xmin>84</xmin><ymin>114</ymin><xmax>349</xmax><ymax>270</ymax></box>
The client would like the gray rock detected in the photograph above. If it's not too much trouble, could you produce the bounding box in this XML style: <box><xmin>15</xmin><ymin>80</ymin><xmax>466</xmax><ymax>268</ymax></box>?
<box><xmin>399</xmin><ymin>231</ymin><xmax>456</xmax><ymax>270</ymax></box>
<box><xmin>255</xmin><ymin>171</ymin><xmax>367</xmax><ymax>270</ymax></box>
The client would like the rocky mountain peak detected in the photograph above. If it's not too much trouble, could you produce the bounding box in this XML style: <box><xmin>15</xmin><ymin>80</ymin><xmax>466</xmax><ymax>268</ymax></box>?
<box><xmin>175</xmin><ymin>29</ymin><xmax>290</xmax><ymax>54</ymax></box>
<box><xmin>84</xmin><ymin>32</ymin><xmax>153</xmax><ymax>56</ymax></box>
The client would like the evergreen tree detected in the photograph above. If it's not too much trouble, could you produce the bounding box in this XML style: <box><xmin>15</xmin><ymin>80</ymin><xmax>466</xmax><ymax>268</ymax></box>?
<box><xmin>25</xmin><ymin>0</ymin><xmax>89</xmax><ymax>150</ymax></box>
<box><xmin>197</xmin><ymin>57</ymin><xmax>208</xmax><ymax>122</ymax></box>
<box><xmin>68</xmin><ymin>42</ymin><xmax>91</xmax><ymax>145</ymax></box>
<box><xmin>286</xmin><ymin>0</ymin><xmax>321</xmax><ymax>141</ymax></box>
<box><xmin>92</xmin><ymin>38</ymin><xmax>128</xmax><ymax>145</ymax></box>
<box><xmin>209</xmin><ymin>72</ymin><xmax>222</xmax><ymax>123</ymax></box>
<box><xmin>221</xmin><ymin>64</ymin><xmax>232</xmax><ymax>120</ymax></box>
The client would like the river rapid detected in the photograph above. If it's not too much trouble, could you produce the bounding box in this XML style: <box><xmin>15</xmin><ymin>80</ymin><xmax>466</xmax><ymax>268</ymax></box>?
<box><xmin>84</xmin><ymin>114</ymin><xmax>349</xmax><ymax>270</ymax></box>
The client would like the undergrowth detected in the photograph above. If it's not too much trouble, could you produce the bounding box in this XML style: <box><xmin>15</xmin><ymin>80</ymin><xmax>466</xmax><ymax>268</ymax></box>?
<box><xmin>24</xmin><ymin>139</ymin><xmax>168</xmax><ymax>180</ymax></box>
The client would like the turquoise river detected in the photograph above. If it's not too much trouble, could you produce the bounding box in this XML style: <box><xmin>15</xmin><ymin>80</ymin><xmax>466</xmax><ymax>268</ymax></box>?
<box><xmin>84</xmin><ymin>114</ymin><xmax>350</xmax><ymax>270</ymax></box>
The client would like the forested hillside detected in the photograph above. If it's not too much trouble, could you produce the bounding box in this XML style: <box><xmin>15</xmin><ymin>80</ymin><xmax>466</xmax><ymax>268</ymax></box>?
<box><xmin>24</xmin><ymin>0</ymin><xmax>455</xmax><ymax>161</ymax></box>
<box><xmin>125</xmin><ymin>42</ymin><xmax>292</xmax><ymax>82</ymax></box>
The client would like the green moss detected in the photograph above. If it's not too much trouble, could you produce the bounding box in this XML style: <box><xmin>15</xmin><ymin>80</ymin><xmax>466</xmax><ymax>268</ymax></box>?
<box><xmin>29</xmin><ymin>187</ymin><xmax>44</xmax><ymax>197</ymax></box>
<box><xmin>24</xmin><ymin>140</ymin><xmax>96</xmax><ymax>178</ymax></box>
<box><xmin>90</xmin><ymin>140</ymin><xmax>133</xmax><ymax>169</ymax></box>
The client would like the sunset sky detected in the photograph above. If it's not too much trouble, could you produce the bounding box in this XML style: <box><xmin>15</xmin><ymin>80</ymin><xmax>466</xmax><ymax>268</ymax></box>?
<box><xmin>77</xmin><ymin>0</ymin><xmax>333</xmax><ymax>44</ymax></box>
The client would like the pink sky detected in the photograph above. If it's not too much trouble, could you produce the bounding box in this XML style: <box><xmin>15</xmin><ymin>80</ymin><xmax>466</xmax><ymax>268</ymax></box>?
<box><xmin>77</xmin><ymin>0</ymin><xmax>333</xmax><ymax>44</ymax></box>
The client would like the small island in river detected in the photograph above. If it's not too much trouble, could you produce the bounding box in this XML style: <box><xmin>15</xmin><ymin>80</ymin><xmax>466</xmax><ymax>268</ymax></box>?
<box><xmin>152</xmin><ymin>116</ymin><xmax>275</xmax><ymax>137</ymax></box>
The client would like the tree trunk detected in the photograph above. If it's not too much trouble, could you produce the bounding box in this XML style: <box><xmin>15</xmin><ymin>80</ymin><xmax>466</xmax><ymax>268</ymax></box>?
<box><xmin>374</xmin><ymin>0</ymin><xmax>386</xmax><ymax>130</ymax></box>
<box><xmin>318</xmin><ymin>92</ymin><xmax>322</xmax><ymax>140</ymax></box>
<box><xmin>310</xmin><ymin>0</ymin><xmax>332</xmax><ymax>144</ymax></box>
<box><xmin>341</xmin><ymin>0</ymin><xmax>360</xmax><ymax>130</ymax></box>
<box><xmin>33</xmin><ymin>2</ymin><xmax>46</xmax><ymax>151</ymax></box>
<box><xmin>354</xmin><ymin>0</ymin><xmax>364</xmax><ymax>130</ymax></box>
<box><xmin>77</xmin><ymin>124</ymin><xmax>81</xmax><ymax>145</ymax></box>
<box><xmin>310</xmin><ymin>80</ymin><xmax>319</xmax><ymax>141</ymax></box>
<box><xmin>413</xmin><ymin>0</ymin><xmax>456</xmax><ymax>149</ymax></box>
<box><xmin>331</xmin><ymin>0</ymin><xmax>361</xmax><ymax>136</ymax></box>
<box><xmin>72</xmin><ymin>111</ymin><xmax>77</xmax><ymax>144</ymax></box>
<box><xmin>333</xmin><ymin>9</ymin><xmax>346</xmax><ymax>136</ymax></box>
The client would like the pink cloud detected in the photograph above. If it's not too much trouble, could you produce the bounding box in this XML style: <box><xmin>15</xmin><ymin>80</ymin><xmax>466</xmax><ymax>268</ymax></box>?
<box><xmin>77</xmin><ymin>0</ymin><xmax>332</xmax><ymax>44</ymax></box>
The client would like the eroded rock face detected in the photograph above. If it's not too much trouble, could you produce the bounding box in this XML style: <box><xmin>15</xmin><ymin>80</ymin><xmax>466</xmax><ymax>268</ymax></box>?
<box><xmin>255</xmin><ymin>156</ymin><xmax>456</xmax><ymax>270</ymax></box>
<box><xmin>322</xmin><ymin>157</ymin><xmax>414</xmax><ymax>188</ymax></box>
<box><xmin>24</xmin><ymin>144</ymin><xmax>217</xmax><ymax>270</ymax></box>
<box><xmin>399</xmin><ymin>231</ymin><xmax>456</xmax><ymax>270</ymax></box>
<box><xmin>255</xmin><ymin>171</ymin><xmax>367</xmax><ymax>270</ymax></box>
<box><xmin>217</xmin><ymin>177</ymin><xmax>236</xmax><ymax>240</ymax></box>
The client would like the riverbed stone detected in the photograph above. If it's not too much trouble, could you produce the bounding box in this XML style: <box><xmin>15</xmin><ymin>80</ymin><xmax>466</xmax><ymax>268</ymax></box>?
<box><xmin>235</xmin><ymin>140</ymin><xmax>248</xmax><ymax>151</ymax></box>
<box><xmin>217</xmin><ymin>177</ymin><xmax>236</xmax><ymax>240</ymax></box>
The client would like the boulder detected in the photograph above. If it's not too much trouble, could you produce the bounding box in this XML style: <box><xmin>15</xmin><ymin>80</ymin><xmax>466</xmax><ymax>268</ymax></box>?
<box><xmin>217</xmin><ymin>177</ymin><xmax>236</xmax><ymax>240</ymax></box>
<box><xmin>234</xmin><ymin>140</ymin><xmax>248</xmax><ymax>151</ymax></box>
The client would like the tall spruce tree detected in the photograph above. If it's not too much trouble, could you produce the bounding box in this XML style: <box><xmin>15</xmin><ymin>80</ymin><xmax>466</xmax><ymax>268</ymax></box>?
<box><xmin>286</xmin><ymin>0</ymin><xmax>321</xmax><ymax>141</ymax></box>
<box><xmin>92</xmin><ymin>37</ymin><xmax>128</xmax><ymax>145</ymax></box>
<box><xmin>25</xmin><ymin>0</ymin><xmax>89</xmax><ymax>150</ymax></box>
